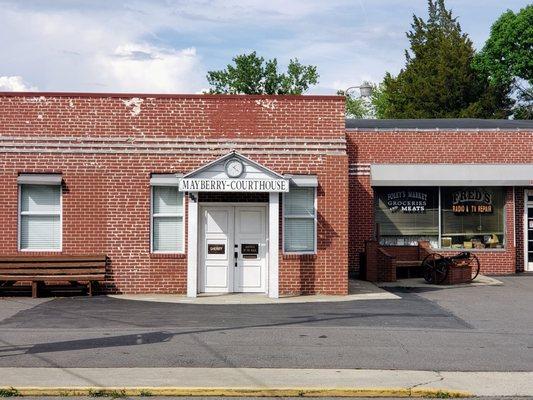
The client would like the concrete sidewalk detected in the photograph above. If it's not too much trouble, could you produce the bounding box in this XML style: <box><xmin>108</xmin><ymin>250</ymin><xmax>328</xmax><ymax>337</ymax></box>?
<box><xmin>0</xmin><ymin>367</ymin><xmax>532</xmax><ymax>397</ymax></box>
<box><xmin>108</xmin><ymin>280</ymin><xmax>400</xmax><ymax>304</ymax></box>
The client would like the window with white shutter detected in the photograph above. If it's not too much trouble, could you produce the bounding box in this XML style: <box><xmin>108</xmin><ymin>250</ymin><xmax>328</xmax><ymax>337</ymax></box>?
<box><xmin>151</xmin><ymin>186</ymin><xmax>184</xmax><ymax>253</ymax></box>
<box><xmin>283</xmin><ymin>187</ymin><xmax>317</xmax><ymax>253</ymax></box>
<box><xmin>19</xmin><ymin>184</ymin><xmax>62</xmax><ymax>251</ymax></box>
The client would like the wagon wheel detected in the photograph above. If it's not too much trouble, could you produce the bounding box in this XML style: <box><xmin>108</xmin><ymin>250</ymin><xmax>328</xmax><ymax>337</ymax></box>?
<box><xmin>468</xmin><ymin>253</ymin><xmax>481</xmax><ymax>281</ymax></box>
<box><xmin>422</xmin><ymin>253</ymin><xmax>447</xmax><ymax>284</ymax></box>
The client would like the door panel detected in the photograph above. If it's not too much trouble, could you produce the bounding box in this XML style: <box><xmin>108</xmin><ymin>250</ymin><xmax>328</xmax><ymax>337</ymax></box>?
<box><xmin>234</xmin><ymin>207</ymin><xmax>267</xmax><ymax>292</ymax></box>
<box><xmin>199</xmin><ymin>205</ymin><xmax>267</xmax><ymax>293</ymax></box>
<box><xmin>199</xmin><ymin>207</ymin><xmax>234</xmax><ymax>292</ymax></box>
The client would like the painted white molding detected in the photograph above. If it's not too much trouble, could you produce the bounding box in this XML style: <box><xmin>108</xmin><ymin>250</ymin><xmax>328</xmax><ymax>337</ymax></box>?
<box><xmin>187</xmin><ymin>192</ymin><xmax>198</xmax><ymax>297</ymax></box>
<box><xmin>268</xmin><ymin>192</ymin><xmax>279</xmax><ymax>298</ymax></box>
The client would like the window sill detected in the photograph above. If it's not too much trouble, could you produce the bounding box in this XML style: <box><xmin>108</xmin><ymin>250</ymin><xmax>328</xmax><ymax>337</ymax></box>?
<box><xmin>18</xmin><ymin>249</ymin><xmax>62</xmax><ymax>253</ymax></box>
<box><xmin>438</xmin><ymin>248</ymin><xmax>507</xmax><ymax>252</ymax></box>
<box><xmin>283</xmin><ymin>253</ymin><xmax>317</xmax><ymax>260</ymax></box>
<box><xmin>150</xmin><ymin>253</ymin><xmax>186</xmax><ymax>259</ymax></box>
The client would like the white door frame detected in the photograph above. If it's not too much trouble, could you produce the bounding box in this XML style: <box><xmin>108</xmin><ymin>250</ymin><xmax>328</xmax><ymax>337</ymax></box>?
<box><xmin>524</xmin><ymin>189</ymin><xmax>533</xmax><ymax>272</ymax></box>
<box><xmin>187</xmin><ymin>195</ymin><xmax>279</xmax><ymax>298</ymax></box>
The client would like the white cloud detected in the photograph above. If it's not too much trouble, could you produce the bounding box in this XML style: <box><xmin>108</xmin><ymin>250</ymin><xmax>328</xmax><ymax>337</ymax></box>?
<box><xmin>0</xmin><ymin>76</ymin><xmax>37</xmax><ymax>91</ymax></box>
<box><xmin>0</xmin><ymin>2</ymin><xmax>205</xmax><ymax>93</ymax></box>
<box><xmin>98</xmin><ymin>44</ymin><xmax>203</xmax><ymax>93</ymax></box>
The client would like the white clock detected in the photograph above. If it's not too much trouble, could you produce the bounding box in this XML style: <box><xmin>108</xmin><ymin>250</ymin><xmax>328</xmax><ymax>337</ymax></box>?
<box><xmin>225</xmin><ymin>159</ymin><xmax>244</xmax><ymax>178</ymax></box>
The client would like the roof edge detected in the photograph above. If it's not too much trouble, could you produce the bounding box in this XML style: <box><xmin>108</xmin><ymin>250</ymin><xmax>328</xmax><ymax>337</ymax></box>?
<box><xmin>346</xmin><ymin>127</ymin><xmax>532</xmax><ymax>132</ymax></box>
<box><xmin>0</xmin><ymin>91</ymin><xmax>343</xmax><ymax>101</ymax></box>
<box><xmin>346</xmin><ymin>118</ymin><xmax>533</xmax><ymax>130</ymax></box>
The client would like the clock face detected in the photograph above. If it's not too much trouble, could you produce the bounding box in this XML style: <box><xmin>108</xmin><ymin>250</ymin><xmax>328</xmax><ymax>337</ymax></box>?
<box><xmin>225</xmin><ymin>159</ymin><xmax>244</xmax><ymax>178</ymax></box>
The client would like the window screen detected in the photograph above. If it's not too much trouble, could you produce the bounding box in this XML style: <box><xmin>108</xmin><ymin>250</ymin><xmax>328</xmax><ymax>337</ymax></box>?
<box><xmin>152</xmin><ymin>186</ymin><xmax>184</xmax><ymax>252</ymax></box>
<box><xmin>284</xmin><ymin>187</ymin><xmax>316</xmax><ymax>253</ymax></box>
<box><xmin>20</xmin><ymin>184</ymin><xmax>61</xmax><ymax>250</ymax></box>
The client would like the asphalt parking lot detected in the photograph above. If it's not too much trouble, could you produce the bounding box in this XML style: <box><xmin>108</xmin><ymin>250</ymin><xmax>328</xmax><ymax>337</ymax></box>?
<box><xmin>0</xmin><ymin>275</ymin><xmax>531</xmax><ymax>371</ymax></box>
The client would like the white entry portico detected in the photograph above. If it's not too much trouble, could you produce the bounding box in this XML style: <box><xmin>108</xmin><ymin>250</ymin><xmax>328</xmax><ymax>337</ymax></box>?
<box><xmin>181</xmin><ymin>152</ymin><xmax>288</xmax><ymax>298</ymax></box>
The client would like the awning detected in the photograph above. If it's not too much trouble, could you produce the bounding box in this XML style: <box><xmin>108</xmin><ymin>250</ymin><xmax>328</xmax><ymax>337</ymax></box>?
<box><xmin>17</xmin><ymin>174</ymin><xmax>62</xmax><ymax>185</ymax></box>
<box><xmin>150</xmin><ymin>173</ymin><xmax>183</xmax><ymax>186</ymax></box>
<box><xmin>285</xmin><ymin>174</ymin><xmax>318</xmax><ymax>187</ymax></box>
<box><xmin>371</xmin><ymin>164</ymin><xmax>533</xmax><ymax>186</ymax></box>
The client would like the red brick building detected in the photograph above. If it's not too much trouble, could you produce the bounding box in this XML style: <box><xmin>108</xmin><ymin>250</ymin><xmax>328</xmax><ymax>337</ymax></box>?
<box><xmin>0</xmin><ymin>93</ymin><xmax>347</xmax><ymax>296</ymax></box>
<box><xmin>0</xmin><ymin>92</ymin><xmax>531</xmax><ymax>296</ymax></box>
<box><xmin>347</xmin><ymin>119</ymin><xmax>533</xmax><ymax>280</ymax></box>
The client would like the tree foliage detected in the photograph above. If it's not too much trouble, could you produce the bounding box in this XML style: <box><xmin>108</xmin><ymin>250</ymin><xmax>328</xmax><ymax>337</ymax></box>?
<box><xmin>206</xmin><ymin>52</ymin><xmax>319</xmax><ymax>95</ymax></box>
<box><xmin>474</xmin><ymin>5</ymin><xmax>533</xmax><ymax>119</ymax></box>
<box><xmin>370</xmin><ymin>83</ymin><xmax>390</xmax><ymax>119</ymax></box>
<box><xmin>379</xmin><ymin>0</ymin><xmax>511</xmax><ymax>119</ymax></box>
<box><xmin>337</xmin><ymin>89</ymin><xmax>370</xmax><ymax>118</ymax></box>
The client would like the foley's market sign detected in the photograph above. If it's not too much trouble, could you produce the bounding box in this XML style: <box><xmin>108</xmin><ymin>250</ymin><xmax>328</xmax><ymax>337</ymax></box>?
<box><xmin>179</xmin><ymin>178</ymin><xmax>289</xmax><ymax>192</ymax></box>
<box><xmin>385</xmin><ymin>189</ymin><xmax>429</xmax><ymax>213</ymax></box>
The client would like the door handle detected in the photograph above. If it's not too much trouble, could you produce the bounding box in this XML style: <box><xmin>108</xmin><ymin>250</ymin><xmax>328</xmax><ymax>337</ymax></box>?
<box><xmin>234</xmin><ymin>252</ymin><xmax>238</xmax><ymax>267</ymax></box>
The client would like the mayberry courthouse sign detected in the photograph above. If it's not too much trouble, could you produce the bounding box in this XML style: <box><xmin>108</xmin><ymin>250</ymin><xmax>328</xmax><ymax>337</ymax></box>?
<box><xmin>178</xmin><ymin>178</ymin><xmax>289</xmax><ymax>192</ymax></box>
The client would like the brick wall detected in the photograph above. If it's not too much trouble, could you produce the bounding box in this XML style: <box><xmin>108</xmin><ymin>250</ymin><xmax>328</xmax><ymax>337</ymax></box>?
<box><xmin>347</xmin><ymin>129</ymin><xmax>533</xmax><ymax>276</ymax></box>
<box><xmin>0</xmin><ymin>93</ymin><xmax>345</xmax><ymax>138</ymax></box>
<box><xmin>0</xmin><ymin>93</ymin><xmax>348</xmax><ymax>295</ymax></box>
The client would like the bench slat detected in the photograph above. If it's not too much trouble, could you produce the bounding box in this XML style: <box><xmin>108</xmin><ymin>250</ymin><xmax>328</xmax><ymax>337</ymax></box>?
<box><xmin>0</xmin><ymin>255</ymin><xmax>106</xmax><ymax>263</ymax></box>
<box><xmin>0</xmin><ymin>275</ymin><xmax>105</xmax><ymax>281</ymax></box>
<box><xmin>0</xmin><ymin>268</ymin><xmax>106</xmax><ymax>275</ymax></box>
<box><xmin>396</xmin><ymin>260</ymin><xmax>423</xmax><ymax>267</ymax></box>
<box><xmin>0</xmin><ymin>262</ymin><xmax>106</xmax><ymax>269</ymax></box>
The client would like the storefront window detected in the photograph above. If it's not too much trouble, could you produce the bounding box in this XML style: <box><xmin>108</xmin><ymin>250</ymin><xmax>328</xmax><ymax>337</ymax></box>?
<box><xmin>441</xmin><ymin>187</ymin><xmax>505</xmax><ymax>249</ymax></box>
<box><xmin>375</xmin><ymin>187</ymin><xmax>439</xmax><ymax>247</ymax></box>
<box><xmin>374</xmin><ymin>186</ymin><xmax>506</xmax><ymax>249</ymax></box>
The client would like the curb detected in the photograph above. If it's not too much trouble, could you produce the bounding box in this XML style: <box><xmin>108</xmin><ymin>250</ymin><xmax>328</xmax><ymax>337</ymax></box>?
<box><xmin>0</xmin><ymin>386</ymin><xmax>474</xmax><ymax>397</ymax></box>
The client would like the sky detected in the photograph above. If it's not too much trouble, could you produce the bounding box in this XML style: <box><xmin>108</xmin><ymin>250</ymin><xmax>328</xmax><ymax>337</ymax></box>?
<box><xmin>0</xmin><ymin>0</ymin><xmax>529</xmax><ymax>95</ymax></box>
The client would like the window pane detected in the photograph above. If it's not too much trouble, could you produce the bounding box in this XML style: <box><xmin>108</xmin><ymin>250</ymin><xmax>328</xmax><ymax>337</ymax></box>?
<box><xmin>153</xmin><ymin>187</ymin><xmax>182</xmax><ymax>214</ymax></box>
<box><xmin>20</xmin><ymin>215</ymin><xmax>61</xmax><ymax>249</ymax></box>
<box><xmin>153</xmin><ymin>216</ymin><xmax>183</xmax><ymax>252</ymax></box>
<box><xmin>441</xmin><ymin>187</ymin><xmax>505</xmax><ymax>249</ymax></box>
<box><xmin>284</xmin><ymin>187</ymin><xmax>314</xmax><ymax>216</ymax></box>
<box><xmin>21</xmin><ymin>185</ymin><xmax>60</xmax><ymax>213</ymax></box>
<box><xmin>284</xmin><ymin>218</ymin><xmax>314</xmax><ymax>252</ymax></box>
<box><xmin>375</xmin><ymin>187</ymin><xmax>438</xmax><ymax>246</ymax></box>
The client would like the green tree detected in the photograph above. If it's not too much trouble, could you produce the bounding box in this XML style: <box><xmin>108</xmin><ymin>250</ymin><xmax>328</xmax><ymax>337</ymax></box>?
<box><xmin>337</xmin><ymin>89</ymin><xmax>369</xmax><ymax>118</ymax></box>
<box><xmin>474</xmin><ymin>5</ymin><xmax>533</xmax><ymax>119</ymax></box>
<box><xmin>370</xmin><ymin>83</ymin><xmax>390</xmax><ymax>119</ymax></box>
<box><xmin>380</xmin><ymin>0</ymin><xmax>511</xmax><ymax>118</ymax></box>
<box><xmin>206</xmin><ymin>52</ymin><xmax>319</xmax><ymax>95</ymax></box>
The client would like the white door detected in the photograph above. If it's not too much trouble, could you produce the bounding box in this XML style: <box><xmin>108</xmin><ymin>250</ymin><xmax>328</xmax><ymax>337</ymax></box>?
<box><xmin>199</xmin><ymin>207</ymin><xmax>234</xmax><ymax>293</ymax></box>
<box><xmin>234</xmin><ymin>207</ymin><xmax>267</xmax><ymax>293</ymax></box>
<box><xmin>199</xmin><ymin>205</ymin><xmax>267</xmax><ymax>293</ymax></box>
<box><xmin>526</xmin><ymin>191</ymin><xmax>533</xmax><ymax>271</ymax></box>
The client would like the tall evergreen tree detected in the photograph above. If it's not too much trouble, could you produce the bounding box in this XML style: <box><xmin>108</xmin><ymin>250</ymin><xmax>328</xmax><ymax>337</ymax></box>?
<box><xmin>381</xmin><ymin>0</ymin><xmax>511</xmax><ymax>118</ymax></box>
<box><xmin>474</xmin><ymin>5</ymin><xmax>532</xmax><ymax>119</ymax></box>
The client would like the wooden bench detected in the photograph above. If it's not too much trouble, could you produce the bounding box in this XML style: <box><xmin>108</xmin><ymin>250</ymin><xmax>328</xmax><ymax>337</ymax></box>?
<box><xmin>0</xmin><ymin>255</ymin><xmax>107</xmax><ymax>298</ymax></box>
<box><xmin>395</xmin><ymin>260</ymin><xmax>423</xmax><ymax>279</ymax></box>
